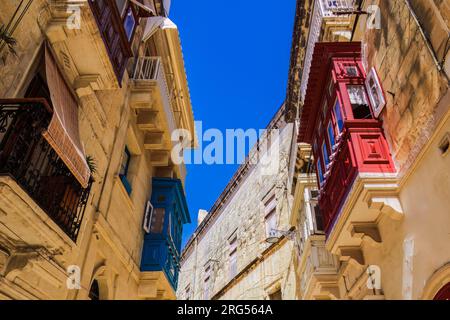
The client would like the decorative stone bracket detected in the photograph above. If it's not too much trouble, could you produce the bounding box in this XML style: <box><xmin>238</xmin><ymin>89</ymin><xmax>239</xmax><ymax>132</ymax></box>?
<box><xmin>348</xmin><ymin>222</ymin><xmax>382</xmax><ymax>247</ymax></box>
<box><xmin>339</xmin><ymin>246</ymin><xmax>365</xmax><ymax>266</ymax></box>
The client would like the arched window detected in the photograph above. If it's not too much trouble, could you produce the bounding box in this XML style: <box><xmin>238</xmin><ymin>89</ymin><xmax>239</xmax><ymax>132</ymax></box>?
<box><xmin>89</xmin><ymin>279</ymin><xmax>100</xmax><ymax>300</ymax></box>
<box><xmin>434</xmin><ymin>283</ymin><xmax>450</xmax><ymax>300</ymax></box>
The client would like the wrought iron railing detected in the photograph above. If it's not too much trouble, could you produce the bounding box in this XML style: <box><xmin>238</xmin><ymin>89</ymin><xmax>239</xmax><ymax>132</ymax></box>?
<box><xmin>164</xmin><ymin>237</ymin><xmax>181</xmax><ymax>289</ymax></box>
<box><xmin>0</xmin><ymin>98</ymin><xmax>91</xmax><ymax>242</ymax></box>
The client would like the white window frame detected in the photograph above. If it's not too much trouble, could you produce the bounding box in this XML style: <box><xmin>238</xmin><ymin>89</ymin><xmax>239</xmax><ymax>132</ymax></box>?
<box><xmin>143</xmin><ymin>201</ymin><xmax>153</xmax><ymax>233</ymax></box>
<box><xmin>365</xmin><ymin>67</ymin><xmax>386</xmax><ymax>118</ymax></box>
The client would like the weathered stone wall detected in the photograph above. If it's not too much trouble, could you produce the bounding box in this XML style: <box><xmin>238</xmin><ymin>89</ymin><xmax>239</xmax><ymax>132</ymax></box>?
<box><xmin>357</xmin><ymin>0</ymin><xmax>449</xmax><ymax>173</ymax></box>
<box><xmin>178</xmin><ymin>120</ymin><xmax>296</xmax><ymax>300</ymax></box>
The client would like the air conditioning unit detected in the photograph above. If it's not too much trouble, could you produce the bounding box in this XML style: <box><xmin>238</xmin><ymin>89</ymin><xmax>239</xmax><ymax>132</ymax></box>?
<box><xmin>143</xmin><ymin>201</ymin><xmax>154</xmax><ymax>233</ymax></box>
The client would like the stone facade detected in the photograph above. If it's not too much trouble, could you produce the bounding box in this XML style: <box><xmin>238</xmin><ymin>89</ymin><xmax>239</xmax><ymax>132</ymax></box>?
<box><xmin>178</xmin><ymin>106</ymin><xmax>298</xmax><ymax>300</ymax></box>
<box><xmin>0</xmin><ymin>0</ymin><xmax>194</xmax><ymax>300</ymax></box>
<box><xmin>288</xmin><ymin>0</ymin><xmax>450</xmax><ymax>300</ymax></box>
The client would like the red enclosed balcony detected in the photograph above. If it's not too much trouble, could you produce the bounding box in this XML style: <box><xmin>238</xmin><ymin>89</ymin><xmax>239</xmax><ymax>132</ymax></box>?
<box><xmin>298</xmin><ymin>42</ymin><xmax>396</xmax><ymax>236</ymax></box>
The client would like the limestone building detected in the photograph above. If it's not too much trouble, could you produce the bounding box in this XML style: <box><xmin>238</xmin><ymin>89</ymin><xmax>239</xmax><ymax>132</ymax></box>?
<box><xmin>177</xmin><ymin>106</ymin><xmax>298</xmax><ymax>300</ymax></box>
<box><xmin>287</xmin><ymin>0</ymin><xmax>450</xmax><ymax>300</ymax></box>
<box><xmin>0</xmin><ymin>0</ymin><xmax>195</xmax><ymax>300</ymax></box>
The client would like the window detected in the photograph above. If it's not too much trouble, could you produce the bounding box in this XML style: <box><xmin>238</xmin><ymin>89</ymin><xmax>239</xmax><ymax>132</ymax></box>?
<box><xmin>168</xmin><ymin>212</ymin><xmax>173</xmax><ymax>241</ymax></box>
<box><xmin>185</xmin><ymin>285</ymin><xmax>191</xmax><ymax>300</ymax></box>
<box><xmin>149</xmin><ymin>208</ymin><xmax>165</xmax><ymax>234</ymax></box>
<box><xmin>229</xmin><ymin>235</ymin><xmax>238</xmax><ymax>279</ymax></box>
<box><xmin>322</xmin><ymin>142</ymin><xmax>330</xmax><ymax>167</ymax></box>
<box><xmin>309</xmin><ymin>190</ymin><xmax>324</xmax><ymax>232</ymax></box>
<box><xmin>347</xmin><ymin>85</ymin><xmax>372</xmax><ymax>119</ymax></box>
<box><xmin>327</xmin><ymin>122</ymin><xmax>336</xmax><ymax>148</ymax></box>
<box><xmin>264</xmin><ymin>195</ymin><xmax>277</xmax><ymax>238</ymax></box>
<box><xmin>365</xmin><ymin>67</ymin><xmax>386</xmax><ymax>118</ymax></box>
<box><xmin>119</xmin><ymin>147</ymin><xmax>132</xmax><ymax>194</ymax></box>
<box><xmin>334</xmin><ymin>100</ymin><xmax>344</xmax><ymax>132</ymax></box>
<box><xmin>345</xmin><ymin>65</ymin><xmax>359</xmax><ymax>77</ymax></box>
<box><xmin>123</xmin><ymin>6</ymin><xmax>136</xmax><ymax>40</ymax></box>
<box><xmin>317</xmin><ymin>159</ymin><xmax>324</xmax><ymax>185</ymax></box>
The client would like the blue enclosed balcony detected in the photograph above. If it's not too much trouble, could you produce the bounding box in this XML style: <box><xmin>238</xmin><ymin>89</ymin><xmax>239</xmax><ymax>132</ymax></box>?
<box><xmin>139</xmin><ymin>178</ymin><xmax>190</xmax><ymax>298</ymax></box>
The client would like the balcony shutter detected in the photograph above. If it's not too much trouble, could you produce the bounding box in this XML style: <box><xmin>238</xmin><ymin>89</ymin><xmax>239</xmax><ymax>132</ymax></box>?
<box><xmin>43</xmin><ymin>44</ymin><xmax>90</xmax><ymax>188</ymax></box>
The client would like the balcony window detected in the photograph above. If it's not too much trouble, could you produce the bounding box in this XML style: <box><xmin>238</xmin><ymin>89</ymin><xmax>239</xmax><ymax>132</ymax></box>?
<box><xmin>140</xmin><ymin>178</ymin><xmax>190</xmax><ymax>290</ymax></box>
<box><xmin>298</xmin><ymin>42</ymin><xmax>396</xmax><ymax>235</ymax></box>
<box><xmin>327</xmin><ymin>122</ymin><xmax>336</xmax><ymax>148</ymax></box>
<box><xmin>149</xmin><ymin>207</ymin><xmax>165</xmax><ymax>233</ymax></box>
<box><xmin>333</xmin><ymin>99</ymin><xmax>344</xmax><ymax>132</ymax></box>
<box><xmin>317</xmin><ymin>159</ymin><xmax>324</xmax><ymax>184</ymax></box>
<box><xmin>119</xmin><ymin>147</ymin><xmax>132</xmax><ymax>194</ymax></box>
<box><xmin>88</xmin><ymin>0</ymin><xmax>135</xmax><ymax>82</ymax></box>
<box><xmin>322</xmin><ymin>141</ymin><xmax>330</xmax><ymax>167</ymax></box>
<box><xmin>347</xmin><ymin>85</ymin><xmax>372</xmax><ymax>119</ymax></box>
<box><xmin>124</xmin><ymin>6</ymin><xmax>137</xmax><ymax>40</ymax></box>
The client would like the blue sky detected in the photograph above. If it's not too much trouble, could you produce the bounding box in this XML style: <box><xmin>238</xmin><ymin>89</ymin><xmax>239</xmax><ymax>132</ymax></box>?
<box><xmin>170</xmin><ymin>0</ymin><xmax>296</xmax><ymax>247</ymax></box>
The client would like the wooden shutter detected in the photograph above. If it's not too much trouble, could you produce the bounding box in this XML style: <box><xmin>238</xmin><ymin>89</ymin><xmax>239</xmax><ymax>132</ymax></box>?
<box><xmin>43</xmin><ymin>44</ymin><xmax>90</xmax><ymax>188</ymax></box>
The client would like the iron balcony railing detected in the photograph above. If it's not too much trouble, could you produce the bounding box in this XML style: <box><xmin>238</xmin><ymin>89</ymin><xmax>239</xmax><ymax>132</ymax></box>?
<box><xmin>0</xmin><ymin>98</ymin><xmax>91</xmax><ymax>242</ymax></box>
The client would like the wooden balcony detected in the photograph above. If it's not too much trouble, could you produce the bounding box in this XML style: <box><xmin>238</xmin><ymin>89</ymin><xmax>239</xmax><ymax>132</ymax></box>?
<box><xmin>44</xmin><ymin>0</ymin><xmax>136</xmax><ymax>90</ymax></box>
<box><xmin>88</xmin><ymin>0</ymin><xmax>134</xmax><ymax>83</ymax></box>
<box><xmin>130</xmin><ymin>57</ymin><xmax>186</xmax><ymax>181</ymax></box>
<box><xmin>318</xmin><ymin>120</ymin><xmax>395</xmax><ymax>234</ymax></box>
<box><xmin>0</xmin><ymin>99</ymin><xmax>91</xmax><ymax>242</ymax></box>
<box><xmin>139</xmin><ymin>178</ymin><xmax>190</xmax><ymax>298</ymax></box>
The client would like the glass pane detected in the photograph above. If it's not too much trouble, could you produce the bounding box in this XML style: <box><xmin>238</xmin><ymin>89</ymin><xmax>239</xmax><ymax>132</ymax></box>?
<box><xmin>150</xmin><ymin>208</ymin><xmax>165</xmax><ymax>233</ymax></box>
<box><xmin>327</xmin><ymin>122</ymin><xmax>335</xmax><ymax>147</ymax></box>
<box><xmin>322</xmin><ymin>142</ymin><xmax>330</xmax><ymax>167</ymax></box>
<box><xmin>317</xmin><ymin>160</ymin><xmax>324</xmax><ymax>184</ymax></box>
<box><xmin>348</xmin><ymin>85</ymin><xmax>372</xmax><ymax>119</ymax></box>
<box><xmin>334</xmin><ymin>100</ymin><xmax>344</xmax><ymax>132</ymax></box>
<box><xmin>123</xmin><ymin>7</ymin><xmax>136</xmax><ymax>40</ymax></box>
